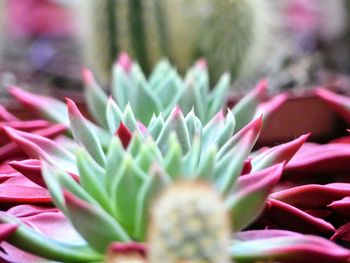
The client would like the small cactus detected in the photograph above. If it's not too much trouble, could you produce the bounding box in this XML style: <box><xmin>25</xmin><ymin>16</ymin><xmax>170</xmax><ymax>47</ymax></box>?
<box><xmin>148</xmin><ymin>182</ymin><xmax>231</xmax><ymax>263</ymax></box>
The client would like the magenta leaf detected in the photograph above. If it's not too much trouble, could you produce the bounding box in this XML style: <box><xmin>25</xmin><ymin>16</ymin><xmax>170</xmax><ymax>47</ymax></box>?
<box><xmin>331</xmin><ymin>223</ymin><xmax>350</xmax><ymax>244</ymax></box>
<box><xmin>285</xmin><ymin>142</ymin><xmax>350</xmax><ymax>177</ymax></box>
<box><xmin>328</xmin><ymin>197</ymin><xmax>350</xmax><ymax>218</ymax></box>
<box><xmin>0</xmin><ymin>105</ymin><xmax>19</xmax><ymax>122</ymax></box>
<box><xmin>8</xmin><ymin>159</ymin><xmax>46</xmax><ymax>188</ymax></box>
<box><xmin>0</xmin><ymin>175</ymin><xmax>51</xmax><ymax>204</ymax></box>
<box><xmin>115</xmin><ymin>122</ymin><xmax>132</xmax><ymax>148</ymax></box>
<box><xmin>252</xmin><ymin>134</ymin><xmax>309</xmax><ymax>172</ymax></box>
<box><xmin>315</xmin><ymin>88</ymin><xmax>350</xmax><ymax>124</ymax></box>
<box><xmin>255</xmin><ymin>93</ymin><xmax>289</xmax><ymax>121</ymax></box>
<box><xmin>233</xmin><ymin>230</ymin><xmax>350</xmax><ymax>263</ymax></box>
<box><xmin>259</xmin><ymin>199</ymin><xmax>335</xmax><ymax>236</ymax></box>
<box><xmin>8</xmin><ymin>86</ymin><xmax>68</xmax><ymax>125</ymax></box>
<box><xmin>0</xmin><ymin>223</ymin><xmax>17</xmax><ymax>242</ymax></box>
<box><xmin>271</xmin><ymin>184</ymin><xmax>350</xmax><ymax>210</ymax></box>
<box><xmin>4</xmin><ymin>126</ymin><xmax>76</xmax><ymax>172</ymax></box>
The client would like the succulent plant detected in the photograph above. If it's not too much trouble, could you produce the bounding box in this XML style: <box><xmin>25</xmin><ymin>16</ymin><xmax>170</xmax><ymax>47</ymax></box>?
<box><xmin>0</xmin><ymin>93</ymin><xmax>342</xmax><ymax>262</ymax></box>
<box><xmin>9</xmin><ymin>53</ymin><xmax>262</xmax><ymax>127</ymax></box>
<box><xmin>1</xmin><ymin>57</ymin><xmax>348</xmax><ymax>262</ymax></box>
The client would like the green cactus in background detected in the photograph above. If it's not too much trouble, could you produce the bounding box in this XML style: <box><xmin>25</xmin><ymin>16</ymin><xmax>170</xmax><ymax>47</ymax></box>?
<box><xmin>77</xmin><ymin>0</ymin><xmax>279</xmax><ymax>85</ymax></box>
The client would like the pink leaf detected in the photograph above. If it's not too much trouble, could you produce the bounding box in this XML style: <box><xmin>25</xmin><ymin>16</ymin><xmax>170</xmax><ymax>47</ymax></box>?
<box><xmin>271</xmin><ymin>183</ymin><xmax>350</xmax><ymax>209</ymax></box>
<box><xmin>314</xmin><ymin>88</ymin><xmax>350</xmax><ymax>124</ymax></box>
<box><xmin>234</xmin><ymin>229</ymin><xmax>350</xmax><ymax>263</ymax></box>
<box><xmin>117</xmin><ymin>52</ymin><xmax>133</xmax><ymax>73</ymax></box>
<box><xmin>331</xmin><ymin>223</ymin><xmax>350</xmax><ymax>243</ymax></box>
<box><xmin>259</xmin><ymin>199</ymin><xmax>335</xmax><ymax>236</ymax></box>
<box><xmin>0</xmin><ymin>223</ymin><xmax>17</xmax><ymax>242</ymax></box>
<box><xmin>115</xmin><ymin>122</ymin><xmax>132</xmax><ymax>148</ymax></box>
<box><xmin>285</xmin><ymin>142</ymin><xmax>350</xmax><ymax>177</ymax></box>
<box><xmin>252</xmin><ymin>134</ymin><xmax>309</xmax><ymax>172</ymax></box>
<box><xmin>328</xmin><ymin>197</ymin><xmax>350</xmax><ymax>218</ymax></box>
<box><xmin>0</xmin><ymin>105</ymin><xmax>19</xmax><ymax>122</ymax></box>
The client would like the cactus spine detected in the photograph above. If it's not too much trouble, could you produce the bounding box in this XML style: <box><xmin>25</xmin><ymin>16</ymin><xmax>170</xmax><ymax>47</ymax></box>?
<box><xmin>148</xmin><ymin>182</ymin><xmax>231</xmax><ymax>263</ymax></box>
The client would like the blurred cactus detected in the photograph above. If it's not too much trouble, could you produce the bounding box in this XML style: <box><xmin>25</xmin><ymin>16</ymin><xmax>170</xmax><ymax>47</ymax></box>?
<box><xmin>76</xmin><ymin>0</ymin><xmax>280</xmax><ymax>85</ymax></box>
<box><xmin>148</xmin><ymin>182</ymin><xmax>231</xmax><ymax>263</ymax></box>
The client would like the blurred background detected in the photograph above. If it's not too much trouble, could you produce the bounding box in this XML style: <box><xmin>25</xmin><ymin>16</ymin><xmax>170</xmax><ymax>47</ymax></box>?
<box><xmin>0</xmin><ymin>0</ymin><xmax>350</xmax><ymax>102</ymax></box>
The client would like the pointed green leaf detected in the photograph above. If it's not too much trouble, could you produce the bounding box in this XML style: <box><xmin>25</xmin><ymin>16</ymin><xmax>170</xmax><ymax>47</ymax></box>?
<box><xmin>164</xmin><ymin>133</ymin><xmax>183</xmax><ymax>180</ymax></box>
<box><xmin>64</xmin><ymin>191</ymin><xmax>131</xmax><ymax>253</ymax></box>
<box><xmin>134</xmin><ymin>164</ymin><xmax>171</xmax><ymax>241</ymax></box>
<box><xmin>156</xmin><ymin>107</ymin><xmax>191</xmax><ymax>154</ymax></box>
<box><xmin>233</xmin><ymin>79</ymin><xmax>267</xmax><ymax>131</ymax></box>
<box><xmin>105</xmin><ymin>138</ymin><xmax>125</xmax><ymax>194</ymax></box>
<box><xmin>67</xmin><ymin>99</ymin><xmax>106</xmax><ymax>167</ymax></box>
<box><xmin>106</xmin><ymin>97</ymin><xmax>123</xmax><ymax>133</ymax></box>
<box><xmin>83</xmin><ymin>68</ymin><xmax>109</xmax><ymax>129</ymax></box>
<box><xmin>76</xmin><ymin>149</ymin><xmax>111</xmax><ymax>212</ymax></box>
<box><xmin>111</xmin><ymin>154</ymin><xmax>146</xmax><ymax>232</ymax></box>
<box><xmin>0</xmin><ymin>213</ymin><xmax>102</xmax><ymax>262</ymax></box>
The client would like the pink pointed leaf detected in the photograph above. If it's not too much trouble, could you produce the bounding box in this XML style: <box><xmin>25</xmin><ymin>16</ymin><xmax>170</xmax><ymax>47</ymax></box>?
<box><xmin>252</xmin><ymin>134</ymin><xmax>309</xmax><ymax>172</ymax></box>
<box><xmin>0</xmin><ymin>105</ymin><xmax>19</xmax><ymax>122</ymax></box>
<box><xmin>233</xmin><ymin>230</ymin><xmax>350</xmax><ymax>263</ymax></box>
<box><xmin>271</xmin><ymin>184</ymin><xmax>350</xmax><ymax>210</ymax></box>
<box><xmin>8</xmin><ymin>86</ymin><xmax>68</xmax><ymax>125</ymax></box>
<box><xmin>315</xmin><ymin>88</ymin><xmax>350</xmax><ymax>124</ymax></box>
<box><xmin>0</xmin><ymin>223</ymin><xmax>17</xmax><ymax>242</ymax></box>
<box><xmin>117</xmin><ymin>52</ymin><xmax>133</xmax><ymax>73</ymax></box>
<box><xmin>0</xmin><ymin>176</ymin><xmax>51</xmax><ymax>204</ymax></box>
<box><xmin>331</xmin><ymin>223</ymin><xmax>350</xmax><ymax>244</ymax></box>
<box><xmin>259</xmin><ymin>199</ymin><xmax>335</xmax><ymax>236</ymax></box>
<box><xmin>285</xmin><ymin>142</ymin><xmax>350</xmax><ymax>177</ymax></box>
<box><xmin>328</xmin><ymin>197</ymin><xmax>350</xmax><ymax>218</ymax></box>
<box><xmin>4</xmin><ymin>127</ymin><xmax>76</xmax><ymax>172</ymax></box>
<box><xmin>255</xmin><ymin>93</ymin><xmax>289</xmax><ymax>121</ymax></box>
<box><xmin>115</xmin><ymin>122</ymin><xmax>132</xmax><ymax>148</ymax></box>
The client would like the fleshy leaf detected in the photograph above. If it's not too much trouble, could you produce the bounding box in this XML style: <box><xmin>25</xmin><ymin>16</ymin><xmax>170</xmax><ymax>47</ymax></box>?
<box><xmin>67</xmin><ymin>98</ymin><xmax>106</xmax><ymax>167</ymax></box>
<box><xmin>271</xmin><ymin>183</ymin><xmax>350</xmax><ymax>209</ymax></box>
<box><xmin>111</xmin><ymin>155</ymin><xmax>145</xmax><ymax>233</ymax></box>
<box><xmin>115</xmin><ymin>122</ymin><xmax>132</xmax><ymax>148</ymax></box>
<box><xmin>4</xmin><ymin>127</ymin><xmax>76</xmax><ymax>172</ymax></box>
<box><xmin>233</xmin><ymin>79</ymin><xmax>267</xmax><ymax>131</ymax></box>
<box><xmin>0</xmin><ymin>105</ymin><xmax>19</xmax><ymax>121</ymax></box>
<box><xmin>226</xmin><ymin>164</ymin><xmax>283</xmax><ymax>230</ymax></box>
<box><xmin>76</xmin><ymin>149</ymin><xmax>111</xmax><ymax>212</ymax></box>
<box><xmin>156</xmin><ymin>106</ymin><xmax>191</xmax><ymax>154</ymax></box>
<box><xmin>232</xmin><ymin>230</ymin><xmax>350</xmax><ymax>263</ymax></box>
<box><xmin>9</xmin><ymin>86</ymin><xmax>68</xmax><ymax>125</ymax></box>
<box><xmin>134</xmin><ymin>164</ymin><xmax>171</xmax><ymax>241</ymax></box>
<box><xmin>251</xmin><ymin>134</ymin><xmax>309</xmax><ymax>172</ymax></box>
<box><xmin>83</xmin><ymin>68</ymin><xmax>109</xmax><ymax>128</ymax></box>
<box><xmin>64</xmin><ymin>191</ymin><xmax>131</xmax><ymax>253</ymax></box>
<box><xmin>0</xmin><ymin>223</ymin><xmax>17</xmax><ymax>241</ymax></box>
<box><xmin>0</xmin><ymin>212</ymin><xmax>102</xmax><ymax>262</ymax></box>
<box><xmin>106</xmin><ymin>97</ymin><xmax>123</xmax><ymax>133</ymax></box>
<box><xmin>260</xmin><ymin>199</ymin><xmax>335</xmax><ymax>236</ymax></box>
<box><xmin>315</xmin><ymin>88</ymin><xmax>350</xmax><ymax>124</ymax></box>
